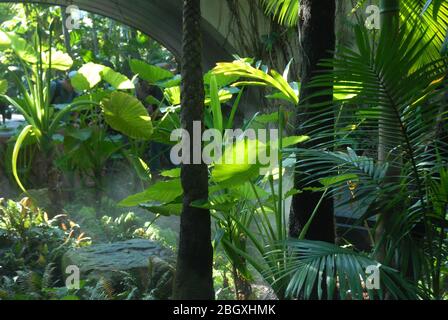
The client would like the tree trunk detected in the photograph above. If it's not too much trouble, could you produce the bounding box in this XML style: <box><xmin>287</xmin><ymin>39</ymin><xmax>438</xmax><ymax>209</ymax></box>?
<box><xmin>375</xmin><ymin>0</ymin><xmax>401</xmax><ymax>263</ymax></box>
<box><xmin>173</xmin><ymin>0</ymin><xmax>215</xmax><ymax>300</ymax></box>
<box><xmin>91</xmin><ymin>16</ymin><xmax>100</xmax><ymax>57</ymax></box>
<box><xmin>290</xmin><ymin>0</ymin><xmax>336</xmax><ymax>243</ymax></box>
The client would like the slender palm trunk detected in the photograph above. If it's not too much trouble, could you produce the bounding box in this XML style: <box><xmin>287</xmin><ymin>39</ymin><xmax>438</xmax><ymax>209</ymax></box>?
<box><xmin>173</xmin><ymin>0</ymin><xmax>215</xmax><ymax>300</ymax></box>
<box><xmin>61</xmin><ymin>8</ymin><xmax>72</xmax><ymax>57</ymax></box>
<box><xmin>375</xmin><ymin>0</ymin><xmax>400</xmax><ymax>262</ymax></box>
<box><xmin>91</xmin><ymin>17</ymin><xmax>100</xmax><ymax>57</ymax></box>
<box><xmin>290</xmin><ymin>0</ymin><xmax>336</xmax><ymax>243</ymax></box>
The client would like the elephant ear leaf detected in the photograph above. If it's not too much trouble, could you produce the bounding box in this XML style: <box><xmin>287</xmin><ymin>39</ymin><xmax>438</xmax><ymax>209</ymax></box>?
<box><xmin>42</xmin><ymin>49</ymin><xmax>73</xmax><ymax>70</ymax></box>
<box><xmin>0</xmin><ymin>30</ymin><xmax>37</xmax><ymax>63</ymax></box>
<box><xmin>101</xmin><ymin>67</ymin><xmax>135</xmax><ymax>90</ymax></box>
<box><xmin>130</xmin><ymin>59</ymin><xmax>174</xmax><ymax>84</ymax></box>
<box><xmin>72</xmin><ymin>63</ymin><xmax>105</xmax><ymax>91</ymax></box>
<box><xmin>101</xmin><ymin>92</ymin><xmax>153</xmax><ymax>140</ymax></box>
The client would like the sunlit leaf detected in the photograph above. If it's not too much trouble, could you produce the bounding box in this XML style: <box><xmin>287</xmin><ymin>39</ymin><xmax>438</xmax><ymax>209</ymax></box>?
<box><xmin>72</xmin><ymin>63</ymin><xmax>105</xmax><ymax>91</ymax></box>
<box><xmin>101</xmin><ymin>67</ymin><xmax>135</xmax><ymax>90</ymax></box>
<box><xmin>42</xmin><ymin>50</ymin><xmax>73</xmax><ymax>71</ymax></box>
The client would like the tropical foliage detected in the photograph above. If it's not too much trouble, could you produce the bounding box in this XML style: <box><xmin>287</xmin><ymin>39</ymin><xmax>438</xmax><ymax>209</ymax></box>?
<box><xmin>0</xmin><ymin>0</ymin><xmax>447</xmax><ymax>301</ymax></box>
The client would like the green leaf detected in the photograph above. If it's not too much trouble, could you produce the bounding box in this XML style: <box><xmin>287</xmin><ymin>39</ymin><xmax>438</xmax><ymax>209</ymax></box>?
<box><xmin>12</xmin><ymin>125</ymin><xmax>35</xmax><ymax>192</ymax></box>
<box><xmin>72</xmin><ymin>63</ymin><xmax>105</xmax><ymax>91</ymax></box>
<box><xmin>275</xmin><ymin>240</ymin><xmax>418</xmax><ymax>300</ymax></box>
<box><xmin>0</xmin><ymin>31</ymin><xmax>37</xmax><ymax>63</ymax></box>
<box><xmin>64</xmin><ymin>128</ymin><xmax>93</xmax><ymax>141</ymax></box>
<box><xmin>213</xmin><ymin>59</ymin><xmax>299</xmax><ymax>105</ymax></box>
<box><xmin>130</xmin><ymin>59</ymin><xmax>174</xmax><ymax>84</ymax></box>
<box><xmin>209</xmin><ymin>75</ymin><xmax>223</xmax><ymax>133</ymax></box>
<box><xmin>157</xmin><ymin>75</ymin><xmax>181</xmax><ymax>88</ymax></box>
<box><xmin>0</xmin><ymin>30</ymin><xmax>10</xmax><ymax>48</ymax></box>
<box><xmin>282</xmin><ymin>135</ymin><xmax>310</xmax><ymax>148</ymax></box>
<box><xmin>319</xmin><ymin>174</ymin><xmax>359</xmax><ymax>188</ymax></box>
<box><xmin>204</xmin><ymin>70</ymin><xmax>239</xmax><ymax>88</ymax></box>
<box><xmin>101</xmin><ymin>92</ymin><xmax>153</xmax><ymax>140</ymax></box>
<box><xmin>261</xmin><ymin>0</ymin><xmax>299</xmax><ymax>27</ymax></box>
<box><xmin>204</xmin><ymin>89</ymin><xmax>233</xmax><ymax>106</ymax></box>
<box><xmin>212</xmin><ymin>139</ymin><xmax>265</xmax><ymax>186</ymax></box>
<box><xmin>101</xmin><ymin>67</ymin><xmax>135</xmax><ymax>90</ymax></box>
<box><xmin>164</xmin><ymin>86</ymin><xmax>181</xmax><ymax>105</ymax></box>
<box><xmin>145</xmin><ymin>95</ymin><xmax>162</xmax><ymax>106</ymax></box>
<box><xmin>140</xmin><ymin>203</ymin><xmax>182</xmax><ymax>216</ymax></box>
<box><xmin>254</xmin><ymin>112</ymin><xmax>279</xmax><ymax>124</ymax></box>
<box><xmin>42</xmin><ymin>50</ymin><xmax>73</xmax><ymax>71</ymax></box>
<box><xmin>284</xmin><ymin>188</ymin><xmax>302</xmax><ymax>199</ymax></box>
<box><xmin>73</xmin><ymin>90</ymin><xmax>110</xmax><ymax>105</ymax></box>
<box><xmin>0</xmin><ymin>79</ymin><xmax>8</xmax><ymax>95</ymax></box>
<box><xmin>230</xmin><ymin>182</ymin><xmax>270</xmax><ymax>200</ymax></box>
<box><xmin>119</xmin><ymin>179</ymin><xmax>183</xmax><ymax>207</ymax></box>
<box><xmin>161</xmin><ymin>168</ymin><xmax>181</xmax><ymax>178</ymax></box>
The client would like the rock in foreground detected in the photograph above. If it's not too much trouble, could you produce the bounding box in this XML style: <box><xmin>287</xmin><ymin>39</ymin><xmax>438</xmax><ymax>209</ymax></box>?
<box><xmin>62</xmin><ymin>239</ymin><xmax>174</xmax><ymax>299</ymax></box>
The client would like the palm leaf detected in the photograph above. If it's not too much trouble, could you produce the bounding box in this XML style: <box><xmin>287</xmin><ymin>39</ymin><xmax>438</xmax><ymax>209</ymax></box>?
<box><xmin>261</xmin><ymin>0</ymin><xmax>300</xmax><ymax>27</ymax></box>
<box><xmin>213</xmin><ymin>58</ymin><xmax>299</xmax><ymax>105</ymax></box>
<box><xmin>296</xmin><ymin>21</ymin><xmax>448</xmax><ymax>294</ymax></box>
<box><xmin>266</xmin><ymin>240</ymin><xmax>419</xmax><ymax>300</ymax></box>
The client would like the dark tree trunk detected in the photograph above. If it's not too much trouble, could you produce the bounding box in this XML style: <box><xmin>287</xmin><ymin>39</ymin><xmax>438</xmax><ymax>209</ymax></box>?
<box><xmin>290</xmin><ymin>0</ymin><xmax>336</xmax><ymax>243</ymax></box>
<box><xmin>173</xmin><ymin>0</ymin><xmax>215</xmax><ymax>300</ymax></box>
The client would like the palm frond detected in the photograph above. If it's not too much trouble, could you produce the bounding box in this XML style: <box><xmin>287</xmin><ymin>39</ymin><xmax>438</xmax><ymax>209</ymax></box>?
<box><xmin>402</xmin><ymin>0</ymin><xmax>448</xmax><ymax>63</ymax></box>
<box><xmin>266</xmin><ymin>240</ymin><xmax>418</xmax><ymax>300</ymax></box>
<box><xmin>261</xmin><ymin>0</ymin><xmax>300</xmax><ymax>27</ymax></box>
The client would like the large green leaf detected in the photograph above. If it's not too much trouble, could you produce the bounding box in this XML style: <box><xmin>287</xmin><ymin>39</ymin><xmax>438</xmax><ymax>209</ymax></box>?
<box><xmin>72</xmin><ymin>63</ymin><xmax>134</xmax><ymax>91</ymax></box>
<box><xmin>101</xmin><ymin>92</ymin><xmax>153</xmax><ymax>140</ymax></box>
<box><xmin>140</xmin><ymin>203</ymin><xmax>182</xmax><ymax>216</ymax></box>
<box><xmin>0</xmin><ymin>30</ymin><xmax>37</xmax><ymax>63</ymax></box>
<box><xmin>119</xmin><ymin>179</ymin><xmax>182</xmax><ymax>207</ymax></box>
<box><xmin>72</xmin><ymin>63</ymin><xmax>105</xmax><ymax>91</ymax></box>
<box><xmin>42</xmin><ymin>50</ymin><xmax>73</xmax><ymax>71</ymax></box>
<box><xmin>130</xmin><ymin>59</ymin><xmax>174</xmax><ymax>84</ymax></box>
<box><xmin>212</xmin><ymin>135</ymin><xmax>309</xmax><ymax>186</ymax></box>
<box><xmin>212</xmin><ymin>139</ymin><xmax>266</xmax><ymax>186</ymax></box>
<box><xmin>101</xmin><ymin>67</ymin><xmax>135</xmax><ymax>90</ymax></box>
